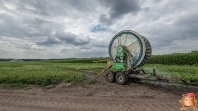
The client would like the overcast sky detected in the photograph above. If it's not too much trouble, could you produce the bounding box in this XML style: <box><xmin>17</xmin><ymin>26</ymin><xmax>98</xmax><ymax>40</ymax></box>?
<box><xmin>0</xmin><ymin>0</ymin><xmax>198</xmax><ymax>59</ymax></box>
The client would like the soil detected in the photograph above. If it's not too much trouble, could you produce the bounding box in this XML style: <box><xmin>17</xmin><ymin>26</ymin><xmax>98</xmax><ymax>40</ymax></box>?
<box><xmin>0</xmin><ymin>73</ymin><xmax>197</xmax><ymax>111</ymax></box>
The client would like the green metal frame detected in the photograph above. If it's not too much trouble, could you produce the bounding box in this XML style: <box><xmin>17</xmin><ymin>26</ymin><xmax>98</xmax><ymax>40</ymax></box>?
<box><xmin>111</xmin><ymin>46</ymin><xmax>126</xmax><ymax>71</ymax></box>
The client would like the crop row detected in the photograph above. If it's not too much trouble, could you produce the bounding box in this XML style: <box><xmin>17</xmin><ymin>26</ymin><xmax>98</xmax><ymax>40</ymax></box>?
<box><xmin>0</xmin><ymin>62</ymin><xmax>86</xmax><ymax>86</ymax></box>
<box><xmin>147</xmin><ymin>52</ymin><xmax>198</xmax><ymax>65</ymax></box>
<box><xmin>44</xmin><ymin>52</ymin><xmax>198</xmax><ymax>65</ymax></box>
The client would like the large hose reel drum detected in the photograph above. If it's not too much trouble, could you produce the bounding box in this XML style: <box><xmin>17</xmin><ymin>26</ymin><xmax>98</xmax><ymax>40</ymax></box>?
<box><xmin>108</xmin><ymin>30</ymin><xmax>152</xmax><ymax>68</ymax></box>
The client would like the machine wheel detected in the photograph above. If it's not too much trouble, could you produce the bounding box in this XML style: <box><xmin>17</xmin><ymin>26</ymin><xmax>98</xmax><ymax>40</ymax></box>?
<box><xmin>106</xmin><ymin>71</ymin><xmax>115</xmax><ymax>82</ymax></box>
<box><xmin>115</xmin><ymin>72</ymin><xmax>128</xmax><ymax>85</ymax></box>
<box><xmin>108</xmin><ymin>30</ymin><xmax>152</xmax><ymax>68</ymax></box>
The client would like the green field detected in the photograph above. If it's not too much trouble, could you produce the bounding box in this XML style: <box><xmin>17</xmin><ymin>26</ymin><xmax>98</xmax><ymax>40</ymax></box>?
<box><xmin>147</xmin><ymin>52</ymin><xmax>198</xmax><ymax>65</ymax></box>
<box><xmin>0</xmin><ymin>62</ymin><xmax>105</xmax><ymax>87</ymax></box>
<box><xmin>0</xmin><ymin>52</ymin><xmax>198</xmax><ymax>87</ymax></box>
<box><xmin>142</xmin><ymin>64</ymin><xmax>198</xmax><ymax>83</ymax></box>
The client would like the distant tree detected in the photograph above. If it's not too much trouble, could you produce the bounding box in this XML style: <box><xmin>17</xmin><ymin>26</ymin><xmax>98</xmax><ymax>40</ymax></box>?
<box><xmin>192</xmin><ymin>50</ymin><xmax>198</xmax><ymax>53</ymax></box>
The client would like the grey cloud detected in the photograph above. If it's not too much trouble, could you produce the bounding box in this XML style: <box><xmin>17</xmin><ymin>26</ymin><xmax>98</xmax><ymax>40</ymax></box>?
<box><xmin>149</xmin><ymin>36</ymin><xmax>174</xmax><ymax>48</ymax></box>
<box><xmin>0</xmin><ymin>13</ymin><xmax>53</xmax><ymax>38</ymax></box>
<box><xmin>25</xmin><ymin>18</ymin><xmax>51</xmax><ymax>27</ymax></box>
<box><xmin>23</xmin><ymin>18</ymin><xmax>53</xmax><ymax>37</ymax></box>
<box><xmin>78</xmin><ymin>39</ymin><xmax>109</xmax><ymax>51</ymax></box>
<box><xmin>15</xmin><ymin>42</ymin><xmax>45</xmax><ymax>50</ymax></box>
<box><xmin>59</xmin><ymin>47</ymin><xmax>108</xmax><ymax>58</ymax></box>
<box><xmin>19</xmin><ymin>0</ymin><xmax>68</xmax><ymax>17</ymax></box>
<box><xmin>142</xmin><ymin>7</ymin><xmax>150</xmax><ymax>12</ymax></box>
<box><xmin>99</xmin><ymin>14</ymin><xmax>112</xmax><ymax>26</ymax></box>
<box><xmin>137</xmin><ymin>6</ymin><xmax>198</xmax><ymax>52</ymax></box>
<box><xmin>153</xmin><ymin>0</ymin><xmax>161</xmax><ymax>3</ymax></box>
<box><xmin>28</xmin><ymin>1</ymin><xmax>52</xmax><ymax>16</ymax></box>
<box><xmin>0</xmin><ymin>0</ymin><xmax>198</xmax><ymax>58</ymax></box>
<box><xmin>16</xmin><ymin>44</ymin><xmax>31</xmax><ymax>49</ymax></box>
<box><xmin>90</xmin><ymin>39</ymin><xmax>109</xmax><ymax>48</ymax></box>
<box><xmin>11</xmin><ymin>0</ymin><xmax>94</xmax><ymax>17</ymax></box>
<box><xmin>174</xmin><ymin>12</ymin><xmax>198</xmax><ymax>38</ymax></box>
<box><xmin>27</xmin><ymin>51</ymin><xmax>36</xmax><ymax>54</ymax></box>
<box><xmin>0</xmin><ymin>49</ymin><xmax>7</xmax><ymax>55</ymax></box>
<box><xmin>55</xmin><ymin>31</ymin><xmax>91</xmax><ymax>46</ymax></box>
<box><xmin>36</xmin><ymin>36</ymin><xmax>62</xmax><ymax>46</ymax></box>
<box><xmin>30</xmin><ymin>44</ymin><xmax>44</xmax><ymax>50</ymax></box>
<box><xmin>75</xmin><ymin>48</ymin><xmax>108</xmax><ymax>58</ymax></box>
<box><xmin>147</xmin><ymin>12</ymin><xmax>198</xmax><ymax>40</ymax></box>
<box><xmin>15</xmin><ymin>0</ymin><xmax>52</xmax><ymax>16</ymax></box>
<box><xmin>65</xmin><ymin>0</ymin><xmax>93</xmax><ymax>12</ymax></box>
<box><xmin>0</xmin><ymin>0</ymin><xmax>51</xmax><ymax>16</ymax></box>
<box><xmin>0</xmin><ymin>0</ymin><xmax>94</xmax><ymax>38</ymax></box>
<box><xmin>99</xmin><ymin>0</ymin><xmax>142</xmax><ymax>25</ymax></box>
<box><xmin>60</xmin><ymin>48</ymin><xmax>72</xmax><ymax>53</ymax></box>
<box><xmin>0</xmin><ymin>13</ymin><xmax>30</xmax><ymax>37</ymax></box>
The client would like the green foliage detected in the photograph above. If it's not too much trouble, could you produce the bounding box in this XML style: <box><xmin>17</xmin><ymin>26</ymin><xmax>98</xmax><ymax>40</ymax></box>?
<box><xmin>1</xmin><ymin>56</ymin><xmax>197</xmax><ymax>88</ymax></box>
<box><xmin>147</xmin><ymin>52</ymin><xmax>198</xmax><ymax>65</ymax></box>
<box><xmin>0</xmin><ymin>62</ymin><xmax>87</xmax><ymax>86</ymax></box>
<box><xmin>64</xmin><ymin>74</ymin><xmax>85</xmax><ymax>84</ymax></box>
<box><xmin>35</xmin><ymin>75</ymin><xmax>62</xmax><ymax>86</ymax></box>
<box><xmin>142</xmin><ymin>64</ymin><xmax>198</xmax><ymax>83</ymax></box>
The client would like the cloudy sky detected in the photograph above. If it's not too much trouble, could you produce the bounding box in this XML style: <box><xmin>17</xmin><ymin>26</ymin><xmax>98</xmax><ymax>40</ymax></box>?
<box><xmin>0</xmin><ymin>0</ymin><xmax>198</xmax><ymax>59</ymax></box>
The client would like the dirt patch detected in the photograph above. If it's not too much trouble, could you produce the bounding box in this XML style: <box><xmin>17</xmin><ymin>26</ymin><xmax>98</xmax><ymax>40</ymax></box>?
<box><xmin>0</xmin><ymin>73</ymin><xmax>197</xmax><ymax>111</ymax></box>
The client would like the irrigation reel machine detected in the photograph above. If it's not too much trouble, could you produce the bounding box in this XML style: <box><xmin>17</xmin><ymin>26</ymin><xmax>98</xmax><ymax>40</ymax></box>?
<box><xmin>96</xmin><ymin>30</ymin><xmax>175</xmax><ymax>85</ymax></box>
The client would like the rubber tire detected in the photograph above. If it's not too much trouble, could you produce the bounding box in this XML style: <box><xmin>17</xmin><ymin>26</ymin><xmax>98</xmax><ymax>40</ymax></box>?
<box><xmin>106</xmin><ymin>71</ymin><xmax>115</xmax><ymax>82</ymax></box>
<box><xmin>115</xmin><ymin>72</ymin><xmax>128</xmax><ymax>85</ymax></box>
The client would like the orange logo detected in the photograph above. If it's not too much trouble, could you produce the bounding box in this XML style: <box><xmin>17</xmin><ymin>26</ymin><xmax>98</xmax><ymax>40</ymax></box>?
<box><xmin>179</xmin><ymin>93</ymin><xmax>197</xmax><ymax>110</ymax></box>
